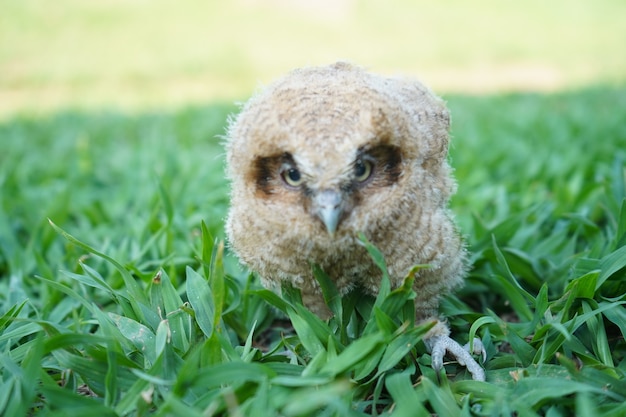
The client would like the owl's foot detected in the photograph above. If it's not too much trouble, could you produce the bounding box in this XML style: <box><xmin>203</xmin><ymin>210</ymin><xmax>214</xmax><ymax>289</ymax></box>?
<box><xmin>426</xmin><ymin>335</ymin><xmax>486</xmax><ymax>381</ymax></box>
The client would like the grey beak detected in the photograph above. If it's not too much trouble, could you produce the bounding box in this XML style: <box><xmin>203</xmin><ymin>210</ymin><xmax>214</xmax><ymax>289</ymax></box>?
<box><xmin>314</xmin><ymin>190</ymin><xmax>344</xmax><ymax>236</ymax></box>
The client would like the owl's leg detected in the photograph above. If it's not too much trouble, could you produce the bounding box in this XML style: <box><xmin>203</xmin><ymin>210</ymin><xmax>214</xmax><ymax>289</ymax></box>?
<box><xmin>422</xmin><ymin>320</ymin><xmax>486</xmax><ymax>381</ymax></box>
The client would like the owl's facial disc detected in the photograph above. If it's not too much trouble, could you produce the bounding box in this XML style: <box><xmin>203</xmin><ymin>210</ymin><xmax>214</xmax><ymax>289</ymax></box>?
<box><xmin>312</xmin><ymin>189</ymin><xmax>345</xmax><ymax>236</ymax></box>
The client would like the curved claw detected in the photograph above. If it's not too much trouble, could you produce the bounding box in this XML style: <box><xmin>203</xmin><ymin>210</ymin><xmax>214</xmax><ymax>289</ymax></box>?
<box><xmin>427</xmin><ymin>335</ymin><xmax>486</xmax><ymax>381</ymax></box>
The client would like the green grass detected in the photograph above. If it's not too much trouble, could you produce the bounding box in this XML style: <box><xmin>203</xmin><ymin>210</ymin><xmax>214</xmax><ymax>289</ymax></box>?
<box><xmin>1</xmin><ymin>86</ymin><xmax>626</xmax><ymax>416</ymax></box>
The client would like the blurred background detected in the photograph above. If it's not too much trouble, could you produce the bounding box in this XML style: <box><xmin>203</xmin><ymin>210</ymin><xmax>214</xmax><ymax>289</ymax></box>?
<box><xmin>2</xmin><ymin>0</ymin><xmax>625</xmax><ymax>119</ymax></box>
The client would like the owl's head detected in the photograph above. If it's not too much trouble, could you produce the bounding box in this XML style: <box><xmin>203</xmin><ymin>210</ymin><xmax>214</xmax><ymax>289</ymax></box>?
<box><xmin>226</xmin><ymin>62</ymin><xmax>453</xmax><ymax>241</ymax></box>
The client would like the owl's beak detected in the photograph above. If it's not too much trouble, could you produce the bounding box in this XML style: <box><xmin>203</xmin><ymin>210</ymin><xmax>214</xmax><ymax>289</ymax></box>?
<box><xmin>313</xmin><ymin>189</ymin><xmax>344</xmax><ymax>236</ymax></box>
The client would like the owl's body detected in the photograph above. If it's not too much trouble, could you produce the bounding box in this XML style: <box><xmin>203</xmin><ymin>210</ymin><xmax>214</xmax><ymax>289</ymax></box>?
<box><xmin>226</xmin><ymin>63</ymin><xmax>484</xmax><ymax>380</ymax></box>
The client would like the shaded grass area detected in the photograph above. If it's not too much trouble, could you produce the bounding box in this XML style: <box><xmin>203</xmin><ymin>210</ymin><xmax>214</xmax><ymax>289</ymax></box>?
<box><xmin>1</xmin><ymin>86</ymin><xmax>626</xmax><ymax>415</ymax></box>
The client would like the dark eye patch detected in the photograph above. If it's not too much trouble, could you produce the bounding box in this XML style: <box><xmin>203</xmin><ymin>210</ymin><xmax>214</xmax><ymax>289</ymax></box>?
<box><xmin>250</xmin><ymin>152</ymin><xmax>296</xmax><ymax>195</ymax></box>
<box><xmin>357</xmin><ymin>144</ymin><xmax>402</xmax><ymax>187</ymax></box>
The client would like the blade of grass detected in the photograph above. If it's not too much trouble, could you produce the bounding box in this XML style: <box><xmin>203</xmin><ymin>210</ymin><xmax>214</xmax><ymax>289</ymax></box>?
<box><xmin>385</xmin><ymin>371</ymin><xmax>430</xmax><ymax>416</ymax></box>
<box><xmin>312</xmin><ymin>263</ymin><xmax>343</xmax><ymax>321</ymax></box>
<box><xmin>581</xmin><ymin>300</ymin><xmax>613</xmax><ymax>367</ymax></box>
<box><xmin>158</xmin><ymin>269</ymin><xmax>190</xmax><ymax>352</ymax></box>
<box><xmin>185</xmin><ymin>266</ymin><xmax>215</xmax><ymax>338</ymax></box>
<box><xmin>209</xmin><ymin>240</ymin><xmax>226</xmax><ymax>331</ymax></box>
<box><xmin>597</xmin><ymin>245</ymin><xmax>626</xmax><ymax>289</ymax></box>
<box><xmin>421</xmin><ymin>376</ymin><xmax>462</xmax><ymax>415</ymax></box>
<box><xmin>200</xmin><ymin>220</ymin><xmax>215</xmax><ymax>278</ymax></box>
<box><xmin>319</xmin><ymin>332</ymin><xmax>385</xmax><ymax>377</ymax></box>
<box><xmin>287</xmin><ymin>306</ymin><xmax>326</xmax><ymax>357</ymax></box>
<box><xmin>358</xmin><ymin>233</ymin><xmax>390</xmax><ymax>303</ymax></box>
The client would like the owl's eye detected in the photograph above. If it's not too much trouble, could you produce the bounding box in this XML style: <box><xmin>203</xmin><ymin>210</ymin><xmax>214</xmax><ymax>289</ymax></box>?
<box><xmin>354</xmin><ymin>159</ymin><xmax>373</xmax><ymax>182</ymax></box>
<box><xmin>281</xmin><ymin>167</ymin><xmax>304</xmax><ymax>187</ymax></box>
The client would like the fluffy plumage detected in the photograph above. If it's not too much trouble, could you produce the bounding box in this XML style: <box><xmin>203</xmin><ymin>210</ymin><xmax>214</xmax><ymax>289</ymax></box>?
<box><xmin>225</xmin><ymin>62</ymin><xmax>484</xmax><ymax>380</ymax></box>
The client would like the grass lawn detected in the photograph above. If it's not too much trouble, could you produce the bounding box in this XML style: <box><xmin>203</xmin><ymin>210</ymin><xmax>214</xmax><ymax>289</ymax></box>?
<box><xmin>2</xmin><ymin>0</ymin><xmax>626</xmax><ymax>415</ymax></box>
<box><xmin>1</xmin><ymin>86</ymin><xmax>625</xmax><ymax>416</ymax></box>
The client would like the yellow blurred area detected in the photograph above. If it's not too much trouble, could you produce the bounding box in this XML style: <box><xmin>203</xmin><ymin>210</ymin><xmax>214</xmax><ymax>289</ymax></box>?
<box><xmin>1</xmin><ymin>0</ymin><xmax>625</xmax><ymax>117</ymax></box>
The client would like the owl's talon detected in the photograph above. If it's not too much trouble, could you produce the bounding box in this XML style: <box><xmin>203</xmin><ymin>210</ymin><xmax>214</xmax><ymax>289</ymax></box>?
<box><xmin>427</xmin><ymin>335</ymin><xmax>486</xmax><ymax>381</ymax></box>
<box><xmin>463</xmin><ymin>338</ymin><xmax>487</xmax><ymax>363</ymax></box>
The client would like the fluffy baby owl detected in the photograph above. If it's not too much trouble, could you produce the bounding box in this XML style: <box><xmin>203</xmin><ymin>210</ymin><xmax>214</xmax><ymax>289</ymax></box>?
<box><xmin>226</xmin><ymin>62</ymin><xmax>484</xmax><ymax>380</ymax></box>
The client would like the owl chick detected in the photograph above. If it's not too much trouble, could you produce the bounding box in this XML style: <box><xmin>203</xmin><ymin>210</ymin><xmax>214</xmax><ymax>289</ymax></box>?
<box><xmin>225</xmin><ymin>62</ymin><xmax>485</xmax><ymax>381</ymax></box>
